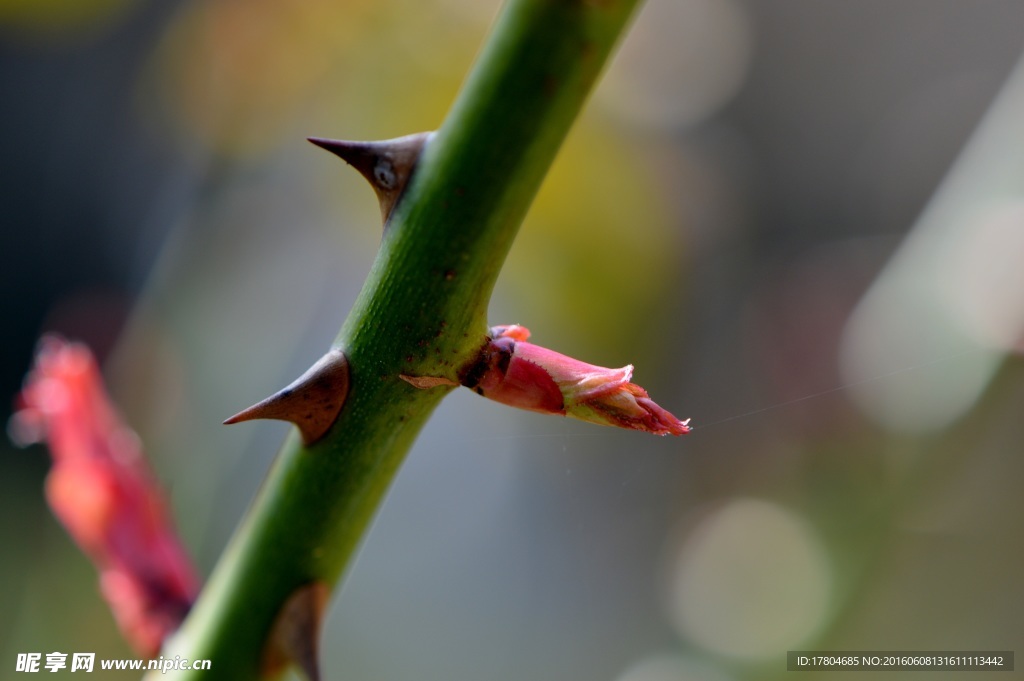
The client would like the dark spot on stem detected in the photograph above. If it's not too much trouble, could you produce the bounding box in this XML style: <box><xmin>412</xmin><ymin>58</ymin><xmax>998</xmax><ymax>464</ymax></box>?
<box><xmin>543</xmin><ymin>74</ymin><xmax>559</xmax><ymax>97</ymax></box>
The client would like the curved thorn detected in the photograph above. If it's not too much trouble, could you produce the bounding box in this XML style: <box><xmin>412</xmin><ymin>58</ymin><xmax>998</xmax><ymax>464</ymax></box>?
<box><xmin>308</xmin><ymin>131</ymin><xmax>433</xmax><ymax>225</ymax></box>
<box><xmin>224</xmin><ymin>348</ymin><xmax>350</xmax><ymax>446</ymax></box>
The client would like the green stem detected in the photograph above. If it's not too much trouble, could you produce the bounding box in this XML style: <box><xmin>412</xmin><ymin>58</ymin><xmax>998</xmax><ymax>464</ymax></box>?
<box><xmin>156</xmin><ymin>0</ymin><xmax>640</xmax><ymax>678</ymax></box>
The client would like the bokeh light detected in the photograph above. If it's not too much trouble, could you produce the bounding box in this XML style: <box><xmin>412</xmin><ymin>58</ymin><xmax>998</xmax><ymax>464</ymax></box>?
<box><xmin>615</xmin><ymin>653</ymin><xmax>734</xmax><ymax>681</ymax></box>
<box><xmin>841</xmin><ymin>55</ymin><xmax>1024</xmax><ymax>433</ymax></box>
<box><xmin>600</xmin><ymin>0</ymin><xmax>752</xmax><ymax>131</ymax></box>
<box><xmin>667</xmin><ymin>499</ymin><xmax>831</xmax><ymax>660</ymax></box>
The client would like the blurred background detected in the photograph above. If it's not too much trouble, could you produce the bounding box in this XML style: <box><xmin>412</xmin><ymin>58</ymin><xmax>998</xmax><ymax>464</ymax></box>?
<box><xmin>2</xmin><ymin>0</ymin><xmax>1023</xmax><ymax>679</ymax></box>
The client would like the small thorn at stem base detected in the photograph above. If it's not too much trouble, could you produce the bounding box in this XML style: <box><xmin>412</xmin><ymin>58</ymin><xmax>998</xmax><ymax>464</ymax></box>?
<box><xmin>262</xmin><ymin>581</ymin><xmax>328</xmax><ymax>681</ymax></box>
<box><xmin>400</xmin><ymin>374</ymin><xmax>459</xmax><ymax>389</ymax></box>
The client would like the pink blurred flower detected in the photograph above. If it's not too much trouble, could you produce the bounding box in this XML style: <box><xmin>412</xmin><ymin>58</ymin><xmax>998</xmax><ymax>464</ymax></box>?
<box><xmin>462</xmin><ymin>325</ymin><xmax>690</xmax><ymax>436</ymax></box>
<box><xmin>11</xmin><ymin>337</ymin><xmax>199</xmax><ymax>656</ymax></box>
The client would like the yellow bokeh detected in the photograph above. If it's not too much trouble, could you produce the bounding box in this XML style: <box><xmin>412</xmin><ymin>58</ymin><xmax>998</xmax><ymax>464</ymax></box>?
<box><xmin>503</xmin><ymin>116</ymin><xmax>685</xmax><ymax>356</ymax></box>
<box><xmin>0</xmin><ymin>0</ymin><xmax>135</xmax><ymax>44</ymax></box>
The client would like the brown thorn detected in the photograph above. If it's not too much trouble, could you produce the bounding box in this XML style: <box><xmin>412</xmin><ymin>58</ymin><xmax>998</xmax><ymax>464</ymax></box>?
<box><xmin>308</xmin><ymin>131</ymin><xmax>433</xmax><ymax>225</ymax></box>
<box><xmin>399</xmin><ymin>374</ymin><xmax>459</xmax><ymax>389</ymax></box>
<box><xmin>224</xmin><ymin>348</ymin><xmax>349</xmax><ymax>446</ymax></box>
<box><xmin>262</xmin><ymin>581</ymin><xmax>329</xmax><ymax>681</ymax></box>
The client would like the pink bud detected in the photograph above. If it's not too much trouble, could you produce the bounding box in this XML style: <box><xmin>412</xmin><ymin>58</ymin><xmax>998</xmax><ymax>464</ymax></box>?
<box><xmin>12</xmin><ymin>337</ymin><xmax>200</xmax><ymax>656</ymax></box>
<box><xmin>462</xmin><ymin>326</ymin><xmax>690</xmax><ymax>436</ymax></box>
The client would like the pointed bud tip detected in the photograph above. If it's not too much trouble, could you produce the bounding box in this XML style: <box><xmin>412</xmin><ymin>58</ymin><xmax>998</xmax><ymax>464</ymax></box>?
<box><xmin>666</xmin><ymin>417</ymin><xmax>692</xmax><ymax>436</ymax></box>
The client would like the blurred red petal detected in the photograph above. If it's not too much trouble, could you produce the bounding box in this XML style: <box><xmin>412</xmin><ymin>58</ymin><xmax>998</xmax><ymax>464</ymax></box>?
<box><xmin>14</xmin><ymin>336</ymin><xmax>200</xmax><ymax>656</ymax></box>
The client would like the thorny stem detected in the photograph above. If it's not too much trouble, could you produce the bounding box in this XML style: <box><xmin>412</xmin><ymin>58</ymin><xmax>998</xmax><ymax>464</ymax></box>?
<box><xmin>155</xmin><ymin>0</ymin><xmax>642</xmax><ymax>678</ymax></box>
